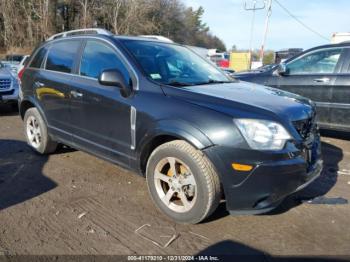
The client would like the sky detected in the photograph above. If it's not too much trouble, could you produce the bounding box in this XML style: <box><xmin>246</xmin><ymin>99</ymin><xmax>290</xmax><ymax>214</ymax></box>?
<box><xmin>184</xmin><ymin>0</ymin><xmax>349</xmax><ymax>51</ymax></box>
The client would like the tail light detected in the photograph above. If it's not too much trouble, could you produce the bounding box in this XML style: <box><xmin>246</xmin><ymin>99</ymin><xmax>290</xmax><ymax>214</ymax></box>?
<box><xmin>18</xmin><ymin>67</ymin><xmax>26</xmax><ymax>81</ymax></box>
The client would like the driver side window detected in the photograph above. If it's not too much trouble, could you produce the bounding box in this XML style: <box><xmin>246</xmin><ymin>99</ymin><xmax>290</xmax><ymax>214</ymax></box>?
<box><xmin>80</xmin><ymin>40</ymin><xmax>130</xmax><ymax>82</ymax></box>
<box><xmin>287</xmin><ymin>48</ymin><xmax>342</xmax><ymax>75</ymax></box>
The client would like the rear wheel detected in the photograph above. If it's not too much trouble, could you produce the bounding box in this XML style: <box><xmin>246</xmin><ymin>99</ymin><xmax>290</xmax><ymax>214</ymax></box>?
<box><xmin>146</xmin><ymin>140</ymin><xmax>221</xmax><ymax>224</ymax></box>
<box><xmin>24</xmin><ymin>108</ymin><xmax>57</xmax><ymax>154</ymax></box>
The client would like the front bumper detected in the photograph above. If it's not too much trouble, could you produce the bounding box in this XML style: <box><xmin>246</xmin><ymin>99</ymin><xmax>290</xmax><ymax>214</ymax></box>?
<box><xmin>203</xmin><ymin>135</ymin><xmax>322</xmax><ymax>215</ymax></box>
<box><xmin>0</xmin><ymin>87</ymin><xmax>19</xmax><ymax>103</ymax></box>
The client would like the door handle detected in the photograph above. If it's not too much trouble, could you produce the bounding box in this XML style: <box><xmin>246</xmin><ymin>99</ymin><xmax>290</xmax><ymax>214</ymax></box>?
<box><xmin>313</xmin><ymin>77</ymin><xmax>330</xmax><ymax>83</ymax></box>
<box><xmin>70</xmin><ymin>90</ymin><xmax>83</xmax><ymax>98</ymax></box>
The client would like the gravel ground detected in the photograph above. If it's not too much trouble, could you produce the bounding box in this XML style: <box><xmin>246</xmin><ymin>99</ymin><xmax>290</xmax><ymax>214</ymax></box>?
<box><xmin>0</xmin><ymin>105</ymin><xmax>350</xmax><ymax>260</ymax></box>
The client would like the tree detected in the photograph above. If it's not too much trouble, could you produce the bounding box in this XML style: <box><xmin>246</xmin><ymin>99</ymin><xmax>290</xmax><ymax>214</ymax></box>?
<box><xmin>0</xmin><ymin>0</ymin><xmax>226</xmax><ymax>53</ymax></box>
<box><xmin>263</xmin><ymin>51</ymin><xmax>274</xmax><ymax>65</ymax></box>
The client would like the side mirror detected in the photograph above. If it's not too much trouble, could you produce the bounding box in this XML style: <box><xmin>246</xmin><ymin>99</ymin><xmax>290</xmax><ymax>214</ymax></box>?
<box><xmin>276</xmin><ymin>63</ymin><xmax>288</xmax><ymax>76</ymax></box>
<box><xmin>99</xmin><ymin>69</ymin><xmax>131</xmax><ymax>97</ymax></box>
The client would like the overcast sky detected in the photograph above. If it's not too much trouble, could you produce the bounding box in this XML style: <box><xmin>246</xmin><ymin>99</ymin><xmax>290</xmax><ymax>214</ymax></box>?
<box><xmin>185</xmin><ymin>0</ymin><xmax>349</xmax><ymax>51</ymax></box>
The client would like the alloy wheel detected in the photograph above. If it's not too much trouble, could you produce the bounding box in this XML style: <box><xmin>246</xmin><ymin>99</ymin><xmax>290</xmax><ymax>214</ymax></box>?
<box><xmin>154</xmin><ymin>157</ymin><xmax>197</xmax><ymax>213</ymax></box>
<box><xmin>26</xmin><ymin>115</ymin><xmax>42</xmax><ymax>149</ymax></box>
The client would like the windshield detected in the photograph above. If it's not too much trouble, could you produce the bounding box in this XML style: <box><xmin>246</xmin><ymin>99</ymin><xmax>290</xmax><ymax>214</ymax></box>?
<box><xmin>121</xmin><ymin>40</ymin><xmax>232</xmax><ymax>86</ymax></box>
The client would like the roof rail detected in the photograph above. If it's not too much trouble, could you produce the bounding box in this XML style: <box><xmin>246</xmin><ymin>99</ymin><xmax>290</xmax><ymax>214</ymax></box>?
<box><xmin>47</xmin><ymin>28</ymin><xmax>113</xmax><ymax>41</ymax></box>
<box><xmin>138</xmin><ymin>35</ymin><xmax>174</xmax><ymax>43</ymax></box>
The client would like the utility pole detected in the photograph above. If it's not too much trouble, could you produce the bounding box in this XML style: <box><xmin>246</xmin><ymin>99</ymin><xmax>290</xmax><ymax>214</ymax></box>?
<box><xmin>259</xmin><ymin>0</ymin><xmax>272</xmax><ymax>63</ymax></box>
<box><xmin>244</xmin><ymin>0</ymin><xmax>265</xmax><ymax>56</ymax></box>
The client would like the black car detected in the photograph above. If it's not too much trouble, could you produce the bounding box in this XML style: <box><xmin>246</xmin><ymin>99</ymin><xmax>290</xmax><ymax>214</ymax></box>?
<box><xmin>19</xmin><ymin>29</ymin><xmax>322</xmax><ymax>224</ymax></box>
<box><xmin>5</xmin><ymin>54</ymin><xmax>25</xmax><ymax>63</ymax></box>
<box><xmin>234</xmin><ymin>42</ymin><xmax>350</xmax><ymax>132</ymax></box>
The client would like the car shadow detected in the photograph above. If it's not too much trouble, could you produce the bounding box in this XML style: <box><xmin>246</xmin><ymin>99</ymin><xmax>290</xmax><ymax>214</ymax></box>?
<box><xmin>205</xmin><ymin>141</ymin><xmax>343</xmax><ymax>221</ymax></box>
<box><xmin>0</xmin><ymin>104</ymin><xmax>19</xmax><ymax>116</ymax></box>
<box><xmin>196</xmin><ymin>240</ymin><xmax>348</xmax><ymax>262</ymax></box>
<box><xmin>263</xmin><ymin>141</ymin><xmax>342</xmax><ymax>215</ymax></box>
<box><xmin>0</xmin><ymin>139</ymin><xmax>57</xmax><ymax>210</ymax></box>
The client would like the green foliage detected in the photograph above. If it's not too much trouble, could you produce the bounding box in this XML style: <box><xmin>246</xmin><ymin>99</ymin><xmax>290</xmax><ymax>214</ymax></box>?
<box><xmin>263</xmin><ymin>51</ymin><xmax>275</xmax><ymax>65</ymax></box>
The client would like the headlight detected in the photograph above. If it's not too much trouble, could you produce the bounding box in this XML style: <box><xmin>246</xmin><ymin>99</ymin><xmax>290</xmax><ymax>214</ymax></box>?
<box><xmin>234</xmin><ymin>119</ymin><xmax>291</xmax><ymax>150</ymax></box>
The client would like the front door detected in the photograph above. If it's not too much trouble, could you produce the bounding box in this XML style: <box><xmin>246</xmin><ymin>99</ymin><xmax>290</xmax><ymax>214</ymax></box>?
<box><xmin>329</xmin><ymin>48</ymin><xmax>350</xmax><ymax>131</ymax></box>
<box><xmin>69</xmin><ymin>39</ymin><xmax>134</xmax><ymax>166</ymax></box>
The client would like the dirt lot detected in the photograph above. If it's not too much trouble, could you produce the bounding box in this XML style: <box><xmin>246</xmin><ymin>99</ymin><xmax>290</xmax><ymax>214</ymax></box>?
<box><xmin>0</xmin><ymin>104</ymin><xmax>350</xmax><ymax>260</ymax></box>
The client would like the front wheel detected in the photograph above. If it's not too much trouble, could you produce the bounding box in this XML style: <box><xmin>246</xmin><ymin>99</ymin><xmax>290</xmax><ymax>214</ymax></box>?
<box><xmin>24</xmin><ymin>108</ymin><xmax>57</xmax><ymax>154</ymax></box>
<box><xmin>146</xmin><ymin>140</ymin><xmax>221</xmax><ymax>224</ymax></box>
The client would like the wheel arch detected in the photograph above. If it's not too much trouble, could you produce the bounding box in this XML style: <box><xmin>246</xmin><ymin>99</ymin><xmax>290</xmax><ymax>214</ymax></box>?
<box><xmin>19</xmin><ymin>98</ymin><xmax>48</xmax><ymax>124</ymax></box>
<box><xmin>138</xmin><ymin>120</ymin><xmax>213</xmax><ymax>174</ymax></box>
<box><xmin>19</xmin><ymin>100</ymin><xmax>35</xmax><ymax>119</ymax></box>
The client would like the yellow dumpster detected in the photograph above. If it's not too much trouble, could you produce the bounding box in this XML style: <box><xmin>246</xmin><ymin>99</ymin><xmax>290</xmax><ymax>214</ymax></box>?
<box><xmin>229</xmin><ymin>52</ymin><xmax>251</xmax><ymax>72</ymax></box>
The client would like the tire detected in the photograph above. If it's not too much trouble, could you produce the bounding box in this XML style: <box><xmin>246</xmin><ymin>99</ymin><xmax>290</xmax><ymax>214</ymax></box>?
<box><xmin>24</xmin><ymin>108</ymin><xmax>57</xmax><ymax>154</ymax></box>
<box><xmin>146</xmin><ymin>140</ymin><xmax>221</xmax><ymax>224</ymax></box>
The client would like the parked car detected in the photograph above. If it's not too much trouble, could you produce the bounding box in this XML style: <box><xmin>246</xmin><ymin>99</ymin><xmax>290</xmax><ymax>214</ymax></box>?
<box><xmin>0</xmin><ymin>60</ymin><xmax>19</xmax><ymax>74</ymax></box>
<box><xmin>221</xmin><ymin>68</ymin><xmax>235</xmax><ymax>77</ymax></box>
<box><xmin>234</xmin><ymin>42</ymin><xmax>350</xmax><ymax>132</ymax></box>
<box><xmin>19</xmin><ymin>29</ymin><xmax>322</xmax><ymax>224</ymax></box>
<box><xmin>233</xmin><ymin>63</ymin><xmax>278</xmax><ymax>78</ymax></box>
<box><xmin>0</xmin><ymin>61</ymin><xmax>19</xmax><ymax>108</ymax></box>
<box><xmin>5</xmin><ymin>54</ymin><xmax>25</xmax><ymax>63</ymax></box>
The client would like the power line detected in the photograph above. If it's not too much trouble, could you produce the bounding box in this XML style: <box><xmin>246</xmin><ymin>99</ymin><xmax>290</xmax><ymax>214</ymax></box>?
<box><xmin>273</xmin><ymin>0</ymin><xmax>329</xmax><ymax>41</ymax></box>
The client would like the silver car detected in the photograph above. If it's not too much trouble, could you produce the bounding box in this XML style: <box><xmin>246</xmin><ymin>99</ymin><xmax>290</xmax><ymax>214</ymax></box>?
<box><xmin>0</xmin><ymin>61</ymin><xmax>19</xmax><ymax>107</ymax></box>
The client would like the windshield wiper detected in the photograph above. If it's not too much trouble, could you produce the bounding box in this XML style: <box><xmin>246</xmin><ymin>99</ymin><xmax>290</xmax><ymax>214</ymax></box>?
<box><xmin>165</xmin><ymin>81</ymin><xmax>194</xmax><ymax>87</ymax></box>
<box><xmin>165</xmin><ymin>79</ymin><xmax>233</xmax><ymax>87</ymax></box>
<box><xmin>194</xmin><ymin>79</ymin><xmax>233</xmax><ymax>85</ymax></box>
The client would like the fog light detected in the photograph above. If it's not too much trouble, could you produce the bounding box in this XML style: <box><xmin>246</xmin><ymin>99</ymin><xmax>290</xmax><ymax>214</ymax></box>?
<box><xmin>232</xmin><ymin>163</ymin><xmax>253</xmax><ymax>171</ymax></box>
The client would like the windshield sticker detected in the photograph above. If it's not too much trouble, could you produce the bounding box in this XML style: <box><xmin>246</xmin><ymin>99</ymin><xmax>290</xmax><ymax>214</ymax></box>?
<box><xmin>150</xmin><ymin>73</ymin><xmax>162</xmax><ymax>79</ymax></box>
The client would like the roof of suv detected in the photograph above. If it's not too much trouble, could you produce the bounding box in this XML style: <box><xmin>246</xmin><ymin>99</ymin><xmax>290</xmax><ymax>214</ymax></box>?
<box><xmin>282</xmin><ymin>41</ymin><xmax>350</xmax><ymax>64</ymax></box>
<box><xmin>307</xmin><ymin>41</ymin><xmax>350</xmax><ymax>50</ymax></box>
<box><xmin>47</xmin><ymin>31</ymin><xmax>175</xmax><ymax>45</ymax></box>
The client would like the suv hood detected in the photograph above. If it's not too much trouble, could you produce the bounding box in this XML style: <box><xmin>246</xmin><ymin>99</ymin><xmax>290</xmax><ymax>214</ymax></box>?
<box><xmin>0</xmin><ymin>68</ymin><xmax>15</xmax><ymax>79</ymax></box>
<box><xmin>162</xmin><ymin>81</ymin><xmax>314</xmax><ymax>122</ymax></box>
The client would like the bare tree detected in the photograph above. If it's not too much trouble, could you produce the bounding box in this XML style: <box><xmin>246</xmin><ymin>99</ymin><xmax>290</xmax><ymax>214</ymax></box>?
<box><xmin>0</xmin><ymin>0</ymin><xmax>226</xmax><ymax>54</ymax></box>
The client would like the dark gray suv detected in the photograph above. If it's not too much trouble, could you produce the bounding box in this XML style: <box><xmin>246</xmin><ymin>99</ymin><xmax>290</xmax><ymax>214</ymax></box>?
<box><xmin>19</xmin><ymin>29</ymin><xmax>322</xmax><ymax>224</ymax></box>
<box><xmin>234</xmin><ymin>42</ymin><xmax>350</xmax><ymax>132</ymax></box>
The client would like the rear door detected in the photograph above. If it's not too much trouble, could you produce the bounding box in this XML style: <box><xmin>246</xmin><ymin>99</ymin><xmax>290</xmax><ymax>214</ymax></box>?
<box><xmin>329</xmin><ymin>47</ymin><xmax>350</xmax><ymax>131</ymax></box>
<box><xmin>68</xmin><ymin>39</ymin><xmax>134</xmax><ymax>166</ymax></box>
<box><xmin>35</xmin><ymin>40</ymin><xmax>82</xmax><ymax>141</ymax></box>
<box><xmin>267</xmin><ymin>47</ymin><xmax>343</xmax><ymax>126</ymax></box>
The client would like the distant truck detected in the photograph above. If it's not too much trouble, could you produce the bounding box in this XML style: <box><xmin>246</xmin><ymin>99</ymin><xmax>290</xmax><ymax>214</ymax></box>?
<box><xmin>274</xmin><ymin>48</ymin><xmax>303</xmax><ymax>64</ymax></box>
<box><xmin>331</xmin><ymin>32</ymin><xmax>350</xmax><ymax>44</ymax></box>
<box><xmin>208</xmin><ymin>49</ymin><xmax>230</xmax><ymax>68</ymax></box>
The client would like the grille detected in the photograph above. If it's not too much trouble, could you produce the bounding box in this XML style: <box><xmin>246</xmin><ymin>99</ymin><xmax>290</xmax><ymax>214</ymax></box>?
<box><xmin>0</xmin><ymin>78</ymin><xmax>11</xmax><ymax>91</ymax></box>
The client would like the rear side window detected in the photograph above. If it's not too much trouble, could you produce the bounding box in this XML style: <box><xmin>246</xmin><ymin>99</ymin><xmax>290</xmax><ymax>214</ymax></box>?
<box><xmin>80</xmin><ymin>40</ymin><xmax>130</xmax><ymax>81</ymax></box>
<box><xmin>30</xmin><ymin>47</ymin><xmax>48</xmax><ymax>68</ymax></box>
<box><xmin>46</xmin><ymin>40</ymin><xmax>80</xmax><ymax>73</ymax></box>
